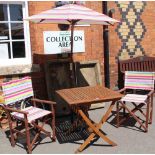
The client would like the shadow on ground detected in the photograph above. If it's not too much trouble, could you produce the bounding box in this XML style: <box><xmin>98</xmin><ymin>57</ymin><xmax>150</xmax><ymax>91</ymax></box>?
<box><xmin>107</xmin><ymin>110</ymin><xmax>145</xmax><ymax>132</ymax></box>
<box><xmin>4</xmin><ymin>123</ymin><xmax>55</xmax><ymax>153</ymax></box>
<box><xmin>55</xmin><ymin>115</ymin><xmax>90</xmax><ymax>144</ymax></box>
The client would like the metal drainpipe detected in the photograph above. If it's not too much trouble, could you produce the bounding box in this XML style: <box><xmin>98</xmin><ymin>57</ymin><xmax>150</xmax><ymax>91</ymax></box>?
<box><xmin>102</xmin><ymin>1</ymin><xmax>110</xmax><ymax>88</ymax></box>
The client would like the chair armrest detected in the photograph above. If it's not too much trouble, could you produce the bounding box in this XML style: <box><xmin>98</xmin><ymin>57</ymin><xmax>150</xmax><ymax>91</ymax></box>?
<box><xmin>117</xmin><ymin>88</ymin><xmax>126</xmax><ymax>94</ymax></box>
<box><xmin>5</xmin><ymin>107</ymin><xmax>28</xmax><ymax>115</ymax></box>
<box><xmin>147</xmin><ymin>90</ymin><xmax>154</xmax><ymax>97</ymax></box>
<box><xmin>31</xmin><ymin>98</ymin><xmax>56</xmax><ymax>105</ymax></box>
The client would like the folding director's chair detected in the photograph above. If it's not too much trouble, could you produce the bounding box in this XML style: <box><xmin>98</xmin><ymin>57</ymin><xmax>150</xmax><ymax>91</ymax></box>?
<box><xmin>117</xmin><ymin>71</ymin><xmax>154</xmax><ymax>132</ymax></box>
<box><xmin>1</xmin><ymin>76</ymin><xmax>56</xmax><ymax>153</ymax></box>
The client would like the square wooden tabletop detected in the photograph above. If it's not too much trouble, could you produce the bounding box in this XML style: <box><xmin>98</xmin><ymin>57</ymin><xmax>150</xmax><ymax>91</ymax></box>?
<box><xmin>56</xmin><ymin>85</ymin><xmax>123</xmax><ymax>106</ymax></box>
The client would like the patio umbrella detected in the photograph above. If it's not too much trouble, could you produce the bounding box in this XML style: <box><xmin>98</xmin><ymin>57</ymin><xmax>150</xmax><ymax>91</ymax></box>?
<box><xmin>26</xmin><ymin>3</ymin><xmax>119</xmax><ymax>86</ymax></box>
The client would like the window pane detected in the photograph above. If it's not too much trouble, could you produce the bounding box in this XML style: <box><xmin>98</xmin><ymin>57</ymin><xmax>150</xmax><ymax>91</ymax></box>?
<box><xmin>0</xmin><ymin>23</ymin><xmax>9</xmax><ymax>40</ymax></box>
<box><xmin>0</xmin><ymin>42</ymin><xmax>11</xmax><ymax>59</ymax></box>
<box><xmin>10</xmin><ymin>4</ymin><xmax>23</xmax><ymax>21</ymax></box>
<box><xmin>12</xmin><ymin>41</ymin><xmax>25</xmax><ymax>58</ymax></box>
<box><xmin>11</xmin><ymin>23</ymin><xmax>24</xmax><ymax>40</ymax></box>
<box><xmin>0</xmin><ymin>4</ymin><xmax>8</xmax><ymax>21</ymax></box>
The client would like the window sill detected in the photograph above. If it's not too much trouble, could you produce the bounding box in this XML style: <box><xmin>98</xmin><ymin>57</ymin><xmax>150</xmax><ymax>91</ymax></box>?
<box><xmin>0</xmin><ymin>64</ymin><xmax>40</xmax><ymax>76</ymax></box>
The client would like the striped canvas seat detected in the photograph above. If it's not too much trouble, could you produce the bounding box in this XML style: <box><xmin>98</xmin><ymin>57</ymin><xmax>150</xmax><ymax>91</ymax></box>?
<box><xmin>121</xmin><ymin>94</ymin><xmax>148</xmax><ymax>104</ymax></box>
<box><xmin>2</xmin><ymin>77</ymin><xmax>34</xmax><ymax>105</ymax></box>
<box><xmin>12</xmin><ymin>106</ymin><xmax>51</xmax><ymax>123</ymax></box>
<box><xmin>125</xmin><ymin>71</ymin><xmax>155</xmax><ymax>90</ymax></box>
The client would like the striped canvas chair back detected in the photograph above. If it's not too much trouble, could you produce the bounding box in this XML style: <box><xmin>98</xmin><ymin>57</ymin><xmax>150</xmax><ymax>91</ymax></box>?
<box><xmin>124</xmin><ymin>71</ymin><xmax>155</xmax><ymax>90</ymax></box>
<box><xmin>2</xmin><ymin>76</ymin><xmax>34</xmax><ymax>105</ymax></box>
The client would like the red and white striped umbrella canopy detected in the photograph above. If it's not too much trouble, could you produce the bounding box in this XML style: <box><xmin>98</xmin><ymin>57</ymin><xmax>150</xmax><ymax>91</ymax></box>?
<box><xmin>26</xmin><ymin>4</ymin><xmax>119</xmax><ymax>25</ymax></box>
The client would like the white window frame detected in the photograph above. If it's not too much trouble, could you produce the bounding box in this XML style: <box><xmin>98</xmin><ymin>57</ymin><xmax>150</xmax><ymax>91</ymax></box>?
<box><xmin>0</xmin><ymin>1</ymin><xmax>31</xmax><ymax>66</ymax></box>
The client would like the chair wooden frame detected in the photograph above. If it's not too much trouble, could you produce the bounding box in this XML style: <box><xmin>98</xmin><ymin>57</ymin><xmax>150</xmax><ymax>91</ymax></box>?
<box><xmin>119</xmin><ymin>56</ymin><xmax>155</xmax><ymax>73</ymax></box>
<box><xmin>116</xmin><ymin>71</ymin><xmax>154</xmax><ymax>132</ymax></box>
<box><xmin>1</xmin><ymin>77</ymin><xmax>56</xmax><ymax>154</ymax></box>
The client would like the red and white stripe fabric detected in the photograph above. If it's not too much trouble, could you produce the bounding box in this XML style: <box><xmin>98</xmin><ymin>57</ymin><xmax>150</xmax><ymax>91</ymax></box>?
<box><xmin>121</xmin><ymin>94</ymin><xmax>148</xmax><ymax>104</ymax></box>
<box><xmin>26</xmin><ymin>4</ymin><xmax>119</xmax><ymax>25</ymax></box>
<box><xmin>12</xmin><ymin>106</ymin><xmax>51</xmax><ymax>123</ymax></box>
<box><xmin>2</xmin><ymin>77</ymin><xmax>34</xmax><ymax>105</ymax></box>
<box><xmin>124</xmin><ymin>71</ymin><xmax>155</xmax><ymax>90</ymax></box>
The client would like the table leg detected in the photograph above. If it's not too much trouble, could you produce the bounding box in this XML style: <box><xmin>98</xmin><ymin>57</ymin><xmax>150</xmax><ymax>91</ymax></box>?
<box><xmin>98</xmin><ymin>101</ymin><xmax>116</xmax><ymax>127</ymax></box>
<box><xmin>64</xmin><ymin>105</ymin><xmax>89</xmax><ymax>135</ymax></box>
<box><xmin>76</xmin><ymin>101</ymin><xmax>117</xmax><ymax>153</ymax></box>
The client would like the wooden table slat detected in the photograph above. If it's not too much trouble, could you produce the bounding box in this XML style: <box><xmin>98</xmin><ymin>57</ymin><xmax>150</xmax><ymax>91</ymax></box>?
<box><xmin>56</xmin><ymin>86</ymin><xmax>123</xmax><ymax>105</ymax></box>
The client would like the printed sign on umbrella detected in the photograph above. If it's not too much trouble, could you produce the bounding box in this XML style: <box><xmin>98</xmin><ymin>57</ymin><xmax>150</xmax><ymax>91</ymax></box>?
<box><xmin>26</xmin><ymin>3</ymin><xmax>119</xmax><ymax>86</ymax></box>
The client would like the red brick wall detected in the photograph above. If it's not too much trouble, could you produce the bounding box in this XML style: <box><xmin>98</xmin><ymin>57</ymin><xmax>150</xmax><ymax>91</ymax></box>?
<box><xmin>28</xmin><ymin>1</ymin><xmax>155</xmax><ymax>89</ymax></box>
<box><xmin>142</xmin><ymin>2</ymin><xmax>155</xmax><ymax>57</ymax></box>
<box><xmin>108</xmin><ymin>2</ymin><xmax>122</xmax><ymax>89</ymax></box>
<box><xmin>108</xmin><ymin>2</ymin><xmax>155</xmax><ymax>89</ymax></box>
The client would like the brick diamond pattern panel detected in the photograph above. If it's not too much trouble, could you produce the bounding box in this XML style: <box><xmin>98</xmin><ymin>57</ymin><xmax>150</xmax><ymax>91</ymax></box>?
<box><xmin>115</xmin><ymin>1</ymin><xmax>147</xmax><ymax>60</ymax></box>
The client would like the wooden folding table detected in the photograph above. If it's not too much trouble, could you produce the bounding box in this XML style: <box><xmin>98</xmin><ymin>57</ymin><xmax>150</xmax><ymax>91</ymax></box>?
<box><xmin>56</xmin><ymin>85</ymin><xmax>123</xmax><ymax>153</ymax></box>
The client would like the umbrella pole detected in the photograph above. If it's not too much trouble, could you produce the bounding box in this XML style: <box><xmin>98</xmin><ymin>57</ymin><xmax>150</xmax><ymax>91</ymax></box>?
<box><xmin>70</xmin><ymin>21</ymin><xmax>77</xmax><ymax>87</ymax></box>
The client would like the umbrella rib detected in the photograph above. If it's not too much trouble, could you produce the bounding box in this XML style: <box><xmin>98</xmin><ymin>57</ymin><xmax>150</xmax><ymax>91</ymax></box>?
<box><xmin>106</xmin><ymin>21</ymin><xmax>114</xmax><ymax>26</ymax></box>
<box><xmin>39</xmin><ymin>19</ymin><xmax>45</xmax><ymax>23</ymax></box>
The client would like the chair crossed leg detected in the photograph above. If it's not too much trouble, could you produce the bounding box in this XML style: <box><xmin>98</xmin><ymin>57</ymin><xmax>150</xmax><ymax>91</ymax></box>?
<box><xmin>10</xmin><ymin>114</ymin><xmax>55</xmax><ymax>154</ymax></box>
<box><xmin>116</xmin><ymin>101</ymin><xmax>150</xmax><ymax>132</ymax></box>
<box><xmin>75</xmin><ymin>101</ymin><xmax>117</xmax><ymax>153</ymax></box>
